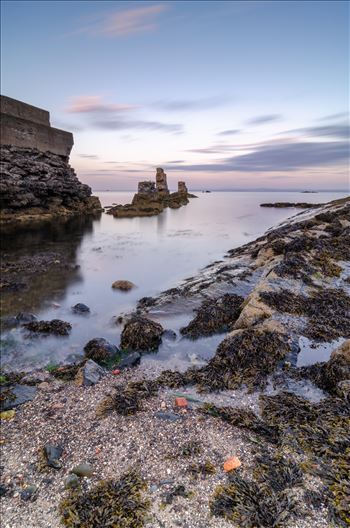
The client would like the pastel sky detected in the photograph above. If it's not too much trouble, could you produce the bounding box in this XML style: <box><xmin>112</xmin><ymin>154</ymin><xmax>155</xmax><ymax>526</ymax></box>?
<box><xmin>1</xmin><ymin>0</ymin><xmax>349</xmax><ymax>190</ymax></box>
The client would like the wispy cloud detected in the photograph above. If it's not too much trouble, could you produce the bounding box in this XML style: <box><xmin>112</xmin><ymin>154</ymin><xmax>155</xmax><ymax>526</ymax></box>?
<box><xmin>172</xmin><ymin>139</ymin><xmax>349</xmax><ymax>172</ymax></box>
<box><xmin>66</xmin><ymin>96</ymin><xmax>136</xmax><ymax>113</ymax></box>
<box><xmin>245</xmin><ymin>114</ymin><xmax>282</xmax><ymax>125</ymax></box>
<box><xmin>78</xmin><ymin>153</ymin><xmax>99</xmax><ymax>159</ymax></box>
<box><xmin>92</xmin><ymin>118</ymin><xmax>183</xmax><ymax>134</ymax></box>
<box><xmin>317</xmin><ymin>112</ymin><xmax>349</xmax><ymax>122</ymax></box>
<box><xmin>217</xmin><ymin>129</ymin><xmax>240</xmax><ymax>136</ymax></box>
<box><xmin>75</xmin><ymin>4</ymin><xmax>168</xmax><ymax>37</ymax></box>
<box><xmin>288</xmin><ymin>123</ymin><xmax>349</xmax><ymax>139</ymax></box>
<box><xmin>154</xmin><ymin>96</ymin><xmax>231</xmax><ymax>112</ymax></box>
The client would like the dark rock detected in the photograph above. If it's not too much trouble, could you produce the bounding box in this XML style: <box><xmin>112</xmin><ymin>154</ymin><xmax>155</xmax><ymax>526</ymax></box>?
<box><xmin>0</xmin><ymin>384</ymin><xmax>37</xmax><ymax>410</ymax></box>
<box><xmin>155</xmin><ymin>411</ymin><xmax>183</xmax><ymax>422</ymax></box>
<box><xmin>20</xmin><ymin>484</ymin><xmax>38</xmax><ymax>501</ymax></box>
<box><xmin>120</xmin><ymin>316</ymin><xmax>164</xmax><ymax>351</ymax></box>
<box><xmin>44</xmin><ymin>444</ymin><xmax>63</xmax><ymax>469</ymax></box>
<box><xmin>180</xmin><ymin>294</ymin><xmax>244</xmax><ymax>339</ymax></box>
<box><xmin>23</xmin><ymin>319</ymin><xmax>72</xmax><ymax>336</ymax></box>
<box><xmin>84</xmin><ymin>338</ymin><xmax>119</xmax><ymax>364</ymax></box>
<box><xmin>0</xmin><ymin>484</ymin><xmax>7</xmax><ymax>497</ymax></box>
<box><xmin>118</xmin><ymin>352</ymin><xmax>141</xmax><ymax>369</ymax></box>
<box><xmin>163</xmin><ymin>329</ymin><xmax>177</xmax><ymax>341</ymax></box>
<box><xmin>15</xmin><ymin>312</ymin><xmax>37</xmax><ymax>324</ymax></box>
<box><xmin>75</xmin><ymin>360</ymin><xmax>106</xmax><ymax>386</ymax></box>
<box><xmin>72</xmin><ymin>303</ymin><xmax>90</xmax><ymax>314</ymax></box>
<box><xmin>260</xmin><ymin>202</ymin><xmax>321</xmax><ymax>208</ymax></box>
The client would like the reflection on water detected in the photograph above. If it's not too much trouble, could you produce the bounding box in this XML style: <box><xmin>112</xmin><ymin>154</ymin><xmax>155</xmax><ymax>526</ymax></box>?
<box><xmin>0</xmin><ymin>191</ymin><xmax>346</xmax><ymax>371</ymax></box>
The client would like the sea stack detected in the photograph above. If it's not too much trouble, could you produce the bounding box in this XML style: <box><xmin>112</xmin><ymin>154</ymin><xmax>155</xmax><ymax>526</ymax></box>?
<box><xmin>107</xmin><ymin>167</ymin><xmax>191</xmax><ymax>218</ymax></box>
<box><xmin>0</xmin><ymin>95</ymin><xmax>102</xmax><ymax>229</ymax></box>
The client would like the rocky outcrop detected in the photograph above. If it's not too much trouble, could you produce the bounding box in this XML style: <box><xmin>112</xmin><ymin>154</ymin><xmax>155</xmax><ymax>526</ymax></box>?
<box><xmin>0</xmin><ymin>96</ymin><xmax>102</xmax><ymax>229</ymax></box>
<box><xmin>260</xmin><ymin>202</ymin><xmax>321</xmax><ymax>208</ymax></box>
<box><xmin>107</xmin><ymin>168</ymin><xmax>191</xmax><ymax>218</ymax></box>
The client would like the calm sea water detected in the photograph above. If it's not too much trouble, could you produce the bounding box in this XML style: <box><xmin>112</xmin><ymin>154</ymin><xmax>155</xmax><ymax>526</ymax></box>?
<box><xmin>1</xmin><ymin>191</ymin><xmax>346</xmax><ymax>371</ymax></box>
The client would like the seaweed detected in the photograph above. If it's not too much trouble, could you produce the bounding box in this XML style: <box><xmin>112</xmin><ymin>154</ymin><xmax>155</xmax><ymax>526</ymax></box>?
<box><xmin>23</xmin><ymin>319</ymin><xmax>72</xmax><ymax>336</ymax></box>
<box><xmin>97</xmin><ymin>380</ymin><xmax>158</xmax><ymax>416</ymax></box>
<box><xmin>260</xmin><ymin>288</ymin><xmax>350</xmax><ymax>342</ymax></box>
<box><xmin>201</xmin><ymin>403</ymin><xmax>279</xmax><ymax>444</ymax></box>
<box><xmin>180</xmin><ymin>293</ymin><xmax>244</xmax><ymax>339</ymax></box>
<box><xmin>60</xmin><ymin>469</ymin><xmax>150</xmax><ymax>528</ymax></box>
<box><xmin>188</xmin><ymin>460</ymin><xmax>216</xmax><ymax>478</ymax></box>
<box><xmin>179</xmin><ymin>440</ymin><xmax>202</xmax><ymax>457</ymax></box>
<box><xmin>210</xmin><ymin>473</ymin><xmax>300</xmax><ymax>527</ymax></box>
<box><xmin>253</xmin><ymin>451</ymin><xmax>303</xmax><ymax>492</ymax></box>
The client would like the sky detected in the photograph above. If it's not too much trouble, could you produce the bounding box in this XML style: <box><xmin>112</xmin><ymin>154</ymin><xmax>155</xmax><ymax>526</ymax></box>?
<box><xmin>1</xmin><ymin>0</ymin><xmax>349</xmax><ymax>191</ymax></box>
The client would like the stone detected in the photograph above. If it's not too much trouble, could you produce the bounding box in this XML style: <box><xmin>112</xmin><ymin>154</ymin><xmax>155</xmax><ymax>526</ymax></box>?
<box><xmin>155</xmin><ymin>411</ymin><xmax>183</xmax><ymax>422</ymax></box>
<box><xmin>0</xmin><ymin>484</ymin><xmax>7</xmax><ymax>496</ymax></box>
<box><xmin>20</xmin><ymin>484</ymin><xmax>38</xmax><ymax>501</ymax></box>
<box><xmin>84</xmin><ymin>338</ymin><xmax>119</xmax><ymax>364</ymax></box>
<box><xmin>44</xmin><ymin>444</ymin><xmax>63</xmax><ymax>469</ymax></box>
<box><xmin>120</xmin><ymin>316</ymin><xmax>164</xmax><ymax>351</ymax></box>
<box><xmin>64</xmin><ymin>474</ymin><xmax>80</xmax><ymax>489</ymax></box>
<box><xmin>23</xmin><ymin>319</ymin><xmax>72</xmax><ymax>336</ymax></box>
<box><xmin>118</xmin><ymin>351</ymin><xmax>141</xmax><ymax>369</ymax></box>
<box><xmin>72</xmin><ymin>303</ymin><xmax>90</xmax><ymax>314</ymax></box>
<box><xmin>178</xmin><ymin>181</ymin><xmax>188</xmax><ymax>194</ymax></box>
<box><xmin>163</xmin><ymin>329</ymin><xmax>177</xmax><ymax>341</ymax></box>
<box><xmin>175</xmin><ymin>397</ymin><xmax>188</xmax><ymax>408</ymax></box>
<box><xmin>111</xmin><ymin>280</ymin><xmax>135</xmax><ymax>291</ymax></box>
<box><xmin>71</xmin><ymin>463</ymin><xmax>94</xmax><ymax>478</ymax></box>
<box><xmin>15</xmin><ymin>312</ymin><xmax>37</xmax><ymax>324</ymax></box>
<box><xmin>156</xmin><ymin>168</ymin><xmax>169</xmax><ymax>196</ymax></box>
<box><xmin>0</xmin><ymin>384</ymin><xmax>36</xmax><ymax>410</ymax></box>
<box><xmin>75</xmin><ymin>360</ymin><xmax>106</xmax><ymax>387</ymax></box>
<box><xmin>22</xmin><ymin>370</ymin><xmax>53</xmax><ymax>384</ymax></box>
<box><xmin>223</xmin><ymin>457</ymin><xmax>241</xmax><ymax>472</ymax></box>
<box><xmin>0</xmin><ymin>410</ymin><xmax>16</xmax><ymax>420</ymax></box>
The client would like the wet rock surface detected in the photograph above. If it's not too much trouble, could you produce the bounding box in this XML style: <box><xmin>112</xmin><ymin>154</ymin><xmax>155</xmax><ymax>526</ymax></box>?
<box><xmin>71</xmin><ymin>303</ymin><xmax>90</xmax><ymax>314</ymax></box>
<box><xmin>0</xmin><ymin>384</ymin><xmax>37</xmax><ymax>410</ymax></box>
<box><xmin>23</xmin><ymin>319</ymin><xmax>72</xmax><ymax>336</ymax></box>
<box><xmin>120</xmin><ymin>316</ymin><xmax>164</xmax><ymax>352</ymax></box>
<box><xmin>83</xmin><ymin>338</ymin><xmax>119</xmax><ymax>364</ymax></box>
<box><xmin>75</xmin><ymin>359</ymin><xmax>106</xmax><ymax>387</ymax></box>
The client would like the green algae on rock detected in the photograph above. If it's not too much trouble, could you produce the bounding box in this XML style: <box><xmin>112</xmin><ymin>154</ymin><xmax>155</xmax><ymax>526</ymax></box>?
<box><xmin>60</xmin><ymin>469</ymin><xmax>150</xmax><ymax>528</ymax></box>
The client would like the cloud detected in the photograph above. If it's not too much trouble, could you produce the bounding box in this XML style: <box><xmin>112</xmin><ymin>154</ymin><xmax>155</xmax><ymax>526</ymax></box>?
<box><xmin>171</xmin><ymin>139</ymin><xmax>349</xmax><ymax>172</ymax></box>
<box><xmin>217</xmin><ymin>129</ymin><xmax>240</xmax><ymax>136</ymax></box>
<box><xmin>245</xmin><ymin>114</ymin><xmax>282</xmax><ymax>125</ymax></box>
<box><xmin>78</xmin><ymin>153</ymin><xmax>99</xmax><ymax>159</ymax></box>
<box><xmin>66</xmin><ymin>96</ymin><xmax>136</xmax><ymax>114</ymax></box>
<box><xmin>317</xmin><ymin>112</ymin><xmax>349</xmax><ymax>122</ymax></box>
<box><xmin>92</xmin><ymin>118</ymin><xmax>183</xmax><ymax>134</ymax></box>
<box><xmin>166</xmin><ymin>160</ymin><xmax>185</xmax><ymax>164</ymax></box>
<box><xmin>154</xmin><ymin>96</ymin><xmax>231</xmax><ymax>112</ymax></box>
<box><xmin>75</xmin><ymin>4</ymin><xmax>168</xmax><ymax>37</ymax></box>
<box><xmin>288</xmin><ymin>123</ymin><xmax>349</xmax><ymax>139</ymax></box>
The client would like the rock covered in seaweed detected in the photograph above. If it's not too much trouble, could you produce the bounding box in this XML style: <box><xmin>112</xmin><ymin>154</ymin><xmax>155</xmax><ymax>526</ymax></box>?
<box><xmin>120</xmin><ymin>316</ymin><xmax>164</xmax><ymax>352</ymax></box>
<box><xmin>83</xmin><ymin>338</ymin><xmax>119</xmax><ymax>365</ymax></box>
<box><xmin>23</xmin><ymin>319</ymin><xmax>72</xmax><ymax>336</ymax></box>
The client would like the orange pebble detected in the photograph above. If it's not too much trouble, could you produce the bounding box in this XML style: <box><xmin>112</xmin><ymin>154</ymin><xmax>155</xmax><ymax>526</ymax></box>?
<box><xmin>175</xmin><ymin>397</ymin><xmax>188</xmax><ymax>408</ymax></box>
<box><xmin>224</xmin><ymin>457</ymin><xmax>241</xmax><ymax>472</ymax></box>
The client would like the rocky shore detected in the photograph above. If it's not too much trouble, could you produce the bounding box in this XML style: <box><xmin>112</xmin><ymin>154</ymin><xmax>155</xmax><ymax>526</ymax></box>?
<box><xmin>0</xmin><ymin>197</ymin><xmax>349</xmax><ymax>528</ymax></box>
<box><xmin>106</xmin><ymin>168</ymin><xmax>195</xmax><ymax>218</ymax></box>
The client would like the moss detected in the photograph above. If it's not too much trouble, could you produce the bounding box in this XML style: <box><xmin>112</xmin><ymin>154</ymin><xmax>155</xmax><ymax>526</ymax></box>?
<box><xmin>60</xmin><ymin>469</ymin><xmax>150</xmax><ymax>528</ymax></box>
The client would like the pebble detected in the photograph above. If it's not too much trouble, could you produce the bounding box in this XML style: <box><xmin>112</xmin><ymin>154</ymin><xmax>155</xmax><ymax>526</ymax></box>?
<box><xmin>64</xmin><ymin>474</ymin><xmax>80</xmax><ymax>489</ymax></box>
<box><xmin>223</xmin><ymin>456</ymin><xmax>241</xmax><ymax>472</ymax></box>
<box><xmin>71</xmin><ymin>463</ymin><xmax>94</xmax><ymax>478</ymax></box>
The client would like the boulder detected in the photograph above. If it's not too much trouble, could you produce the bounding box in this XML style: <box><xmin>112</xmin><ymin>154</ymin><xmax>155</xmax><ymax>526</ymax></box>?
<box><xmin>118</xmin><ymin>351</ymin><xmax>141</xmax><ymax>369</ymax></box>
<box><xmin>84</xmin><ymin>338</ymin><xmax>119</xmax><ymax>364</ymax></box>
<box><xmin>112</xmin><ymin>280</ymin><xmax>135</xmax><ymax>291</ymax></box>
<box><xmin>72</xmin><ymin>303</ymin><xmax>90</xmax><ymax>314</ymax></box>
<box><xmin>120</xmin><ymin>317</ymin><xmax>164</xmax><ymax>351</ymax></box>
<box><xmin>0</xmin><ymin>384</ymin><xmax>37</xmax><ymax>410</ymax></box>
<box><xmin>23</xmin><ymin>319</ymin><xmax>72</xmax><ymax>336</ymax></box>
<box><xmin>75</xmin><ymin>360</ymin><xmax>106</xmax><ymax>387</ymax></box>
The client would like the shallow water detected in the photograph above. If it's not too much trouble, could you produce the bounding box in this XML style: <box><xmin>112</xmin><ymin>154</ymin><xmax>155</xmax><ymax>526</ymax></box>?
<box><xmin>0</xmin><ymin>190</ymin><xmax>346</xmax><ymax>371</ymax></box>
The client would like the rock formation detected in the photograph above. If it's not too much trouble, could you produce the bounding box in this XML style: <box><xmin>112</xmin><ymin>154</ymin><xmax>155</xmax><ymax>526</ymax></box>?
<box><xmin>0</xmin><ymin>95</ymin><xmax>102</xmax><ymax>229</ymax></box>
<box><xmin>107</xmin><ymin>168</ymin><xmax>192</xmax><ymax>218</ymax></box>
